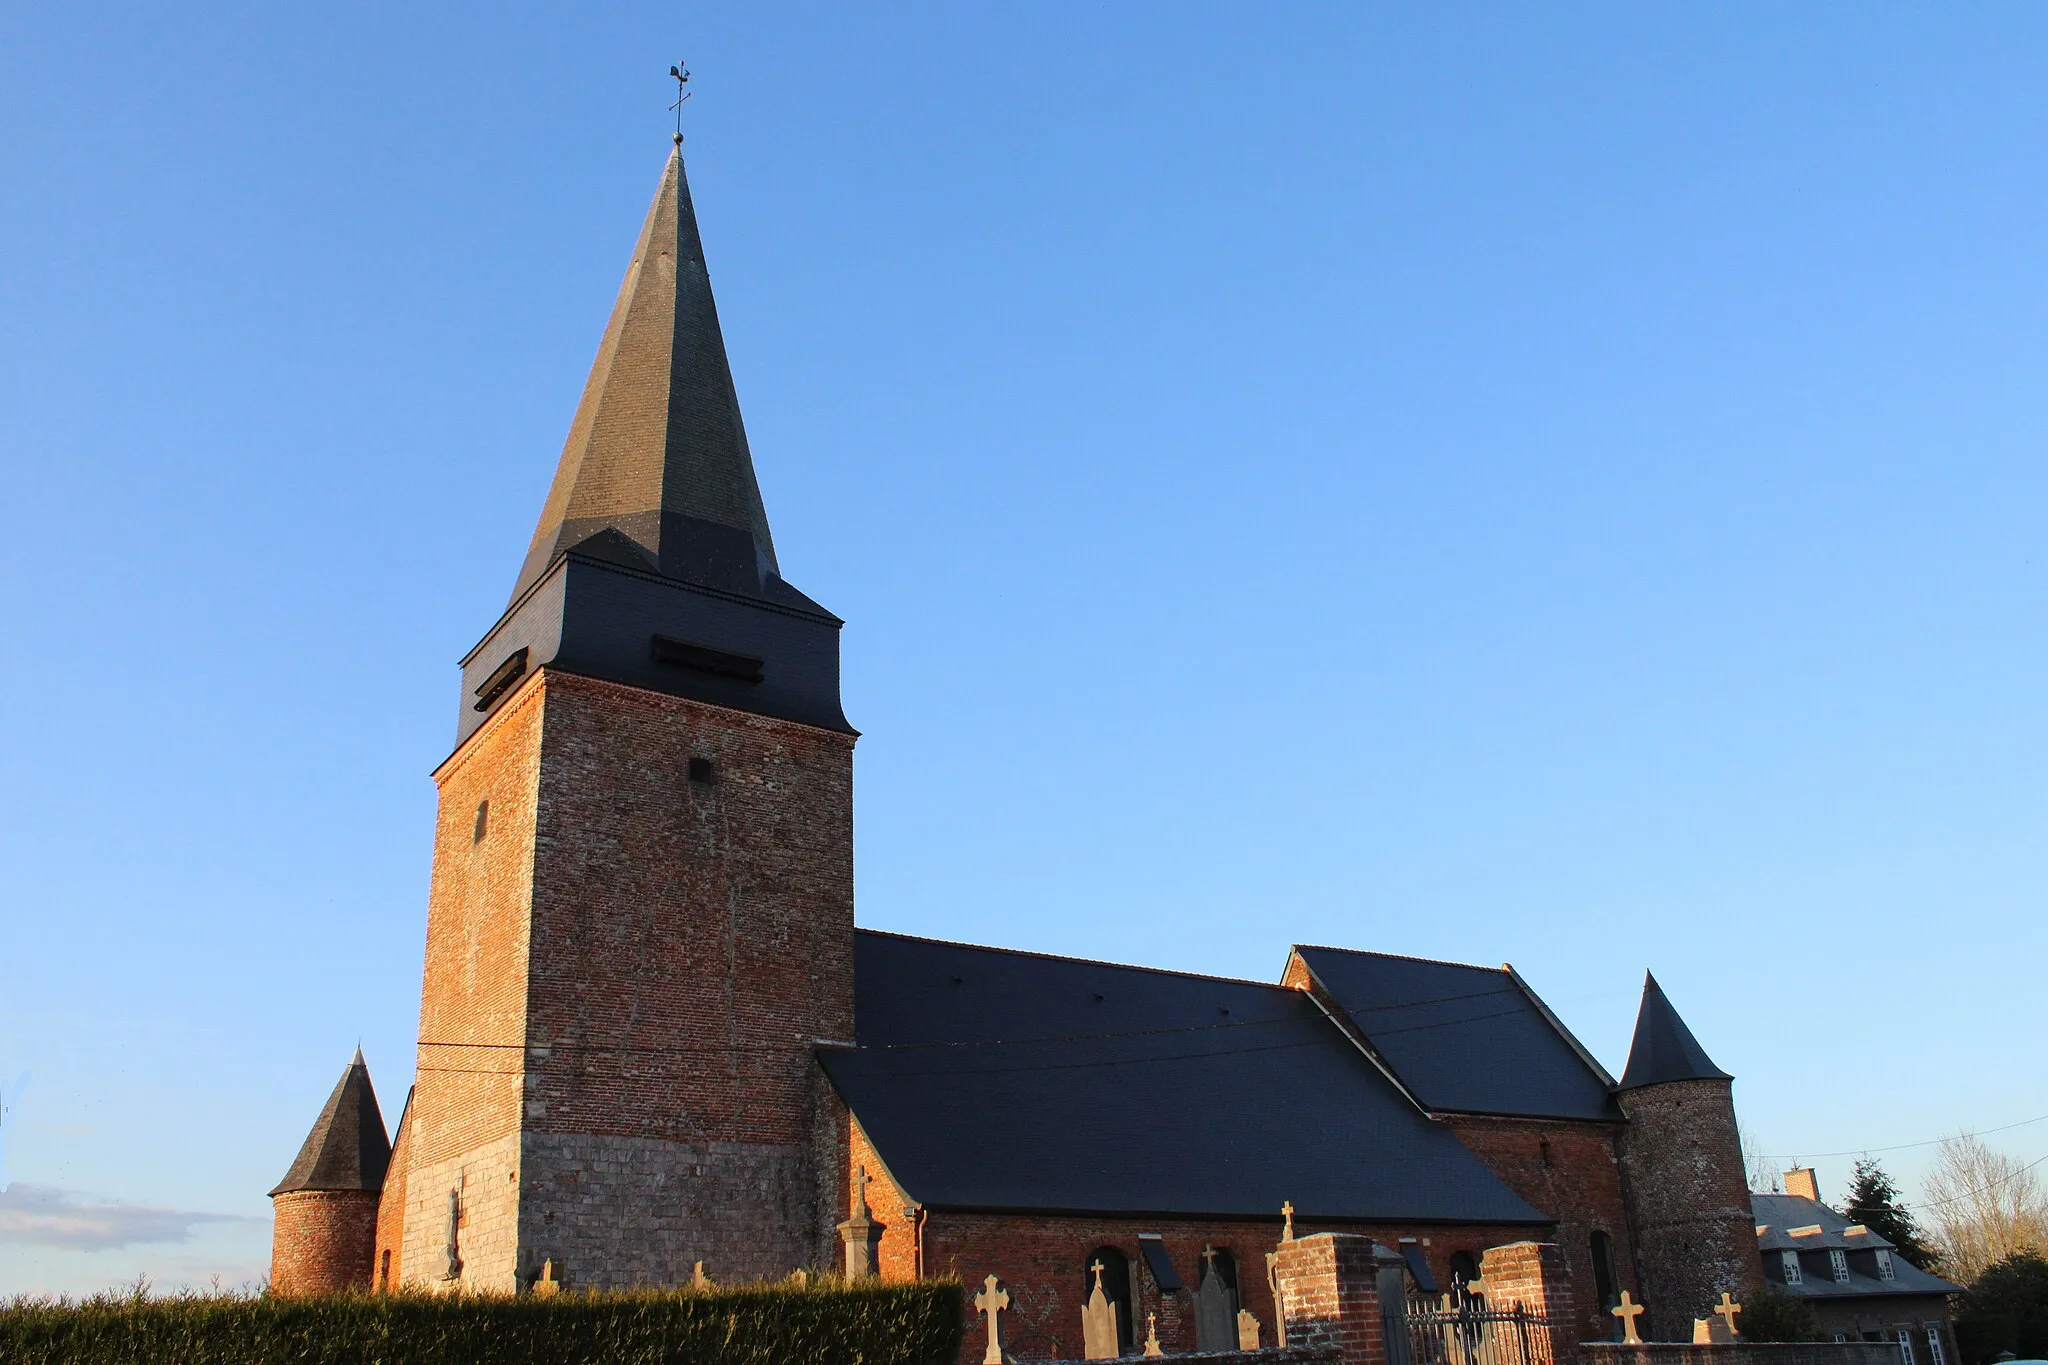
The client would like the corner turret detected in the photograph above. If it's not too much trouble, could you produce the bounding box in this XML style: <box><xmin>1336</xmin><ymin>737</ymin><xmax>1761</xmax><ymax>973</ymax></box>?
<box><xmin>268</xmin><ymin>1049</ymin><xmax>391</xmax><ymax>1295</ymax></box>
<box><xmin>1614</xmin><ymin>974</ymin><xmax>1761</xmax><ymax>1339</ymax></box>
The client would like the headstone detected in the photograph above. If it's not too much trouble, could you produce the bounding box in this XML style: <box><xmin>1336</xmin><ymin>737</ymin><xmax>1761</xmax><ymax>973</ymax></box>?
<box><xmin>1714</xmin><ymin>1292</ymin><xmax>1744</xmax><ymax>1338</ymax></box>
<box><xmin>1695</xmin><ymin>1314</ymin><xmax>1736</xmax><ymax>1345</ymax></box>
<box><xmin>838</xmin><ymin>1166</ymin><xmax>885</xmax><ymax>1279</ymax></box>
<box><xmin>1612</xmin><ymin>1291</ymin><xmax>1645</xmax><ymax>1345</ymax></box>
<box><xmin>1144</xmin><ymin>1312</ymin><xmax>1165</xmax><ymax>1357</ymax></box>
<box><xmin>1195</xmin><ymin>1246</ymin><xmax>1236</xmax><ymax>1352</ymax></box>
<box><xmin>788</xmin><ymin>1269</ymin><xmax>809</xmax><ymax>1287</ymax></box>
<box><xmin>974</xmin><ymin>1274</ymin><xmax>1011</xmax><ymax>1365</ymax></box>
<box><xmin>531</xmin><ymin>1258</ymin><xmax>561</xmax><ymax>1298</ymax></box>
<box><xmin>1237</xmin><ymin>1308</ymin><xmax>1262</xmax><ymax>1351</ymax></box>
<box><xmin>692</xmin><ymin>1260</ymin><xmax>710</xmax><ymax>1288</ymax></box>
<box><xmin>1082</xmin><ymin>1260</ymin><xmax>1119</xmax><ymax>1360</ymax></box>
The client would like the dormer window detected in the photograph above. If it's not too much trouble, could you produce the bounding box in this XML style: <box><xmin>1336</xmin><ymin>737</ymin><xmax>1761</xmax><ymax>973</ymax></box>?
<box><xmin>1781</xmin><ymin>1249</ymin><xmax>1802</xmax><ymax>1285</ymax></box>
<box><xmin>1828</xmin><ymin>1248</ymin><xmax>1849</xmax><ymax>1283</ymax></box>
<box><xmin>1876</xmin><ymin>1249</ymin><xmax>1895</xmax><ymax>1281</ymax></box>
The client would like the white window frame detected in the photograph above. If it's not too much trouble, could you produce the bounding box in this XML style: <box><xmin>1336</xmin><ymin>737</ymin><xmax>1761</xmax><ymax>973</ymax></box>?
<box><xmin>1781</xmin><ymin>1249</ymin><xmax>1803</xmax><ymax>1285</ymax></box>
<box><xmin>1926</xmin><ymin>1327</ymin><xmax>1946</xmax><ymax>1365</ymax></box>
<box><xmin>1829</xmin><ymin>1248</ymin><xmax>1850</xmax><ymax>1282</ymax></box>
<box><xmin>1895</xmin><ymin>1327</ymin><xmax>1918</xmax><ymax>1365</ymax></box>
<box><xmin>1877</xmin><ymin>1249</ymin><xmax>1896</xmax><ymax>1281</ymax></box>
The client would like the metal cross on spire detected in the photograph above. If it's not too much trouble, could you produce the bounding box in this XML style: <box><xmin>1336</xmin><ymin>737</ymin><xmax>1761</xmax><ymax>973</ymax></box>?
<box><xmin>669</xmin><ymin>61</ymin><xmax>692</xmax><ymax>145</ymax></box>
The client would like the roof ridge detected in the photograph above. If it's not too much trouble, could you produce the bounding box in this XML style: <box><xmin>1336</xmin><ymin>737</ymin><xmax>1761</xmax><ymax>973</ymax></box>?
<box><xmin>854</xmin><ymin>926</ymin><xmax>1288</xmax><ymax>991</ymax></box>
<box><xmin>1294</xmin><ymin>943</ymin><xmax>1507</xmax><ymax>975</ymax></box>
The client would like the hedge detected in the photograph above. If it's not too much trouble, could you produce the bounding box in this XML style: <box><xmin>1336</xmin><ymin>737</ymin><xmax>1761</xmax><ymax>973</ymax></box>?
<box><xmin>0</xmin><ymin>1278</ymin><xmax>964</xmax><ymax>1365</ymax></box>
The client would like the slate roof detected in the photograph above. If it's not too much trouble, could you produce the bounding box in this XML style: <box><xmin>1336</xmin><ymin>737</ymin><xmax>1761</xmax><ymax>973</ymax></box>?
<box><xmin>820</xmin><ymin>931</ymin><xmax>1550</xmax><ymax>1225</ymax></box>
<box><xmin>1289</xmin><ymin>947</ymin><xmax>1621</xmax><ymax>1121</ymax></box>
<box><xmin>1617</xmin><ymin>972</ymin><xmax>1730</xmax><ymax>1091</ymax></box>
<box><xmin>270</xmin><ymin>1049</ymin><xmax>392</xmax><ymax>1196</ymax></box>
<box><xmin>513</xmin><ymin>147</ymin><xmax>783</xmax><ymax>604</ymax></box>
<box><xmin>1753</xmin><ymin>1193</ymin><xmax>1962</xmax><ymax>1299</ymax></box>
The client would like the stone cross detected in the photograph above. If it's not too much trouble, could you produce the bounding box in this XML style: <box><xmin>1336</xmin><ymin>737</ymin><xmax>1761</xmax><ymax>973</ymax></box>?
<box><xmin>1282</xmin><ymin>1200</ymin><xmax>1296</xmax><ymax>1242</ymax></box>
<box><xmin>1144</xmin><ymin>1312</ymin><xmax>1165</xmax><ymax>1357</ymax></box>
<box><xmin>851</xmin><ymin>1165</ymin><xmax>872</xmax><ymax>1217</ymax></box>
<box><xmin>1611</xmin><ymin>1291</ymin><xmax>1645</xmax><ymax>1345</ymax></box>
<box><xmin>1713</xmin><ymin>1292</ymin><xmax>1744</xmax><ymax>1337</ymax></box>
<box><xmin>975</xmin><ymin>1274</ymin><xmax>1010</xmax><ymax>1365</ymax></box>
<box><xmin>531</xmin><ymin>1258</ymin><xmax>561</xmax><ymax>1298</ymax></box>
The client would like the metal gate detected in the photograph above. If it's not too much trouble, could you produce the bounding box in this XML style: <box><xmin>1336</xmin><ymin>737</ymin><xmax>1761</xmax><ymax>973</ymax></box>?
<box><xmin>1386</xmin><ymin>1289</ymin><xmax>1556</xmax><ymax>1365</ymax></box>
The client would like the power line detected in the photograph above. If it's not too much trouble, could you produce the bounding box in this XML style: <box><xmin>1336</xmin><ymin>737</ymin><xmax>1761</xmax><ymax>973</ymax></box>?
<box><xmin>1760</xmin><ymin>1111</ymin><xmax>2048</xmax><ymax>1161</ymax></box>
<box><xmin>412</xmin><ymin>984</ymin><xmax>1521</xmax><ymax>1058</ymax></box>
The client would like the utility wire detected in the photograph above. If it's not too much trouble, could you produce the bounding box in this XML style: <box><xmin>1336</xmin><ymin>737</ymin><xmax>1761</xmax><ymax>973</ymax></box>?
<box><xmin>1760</xmin><ymin>1111</ymin><xmax>2048</xmax><ymax>1161</ymax></box>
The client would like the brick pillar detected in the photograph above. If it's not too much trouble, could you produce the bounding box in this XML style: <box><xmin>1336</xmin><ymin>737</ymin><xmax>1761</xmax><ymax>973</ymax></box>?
<box><xmin>1273</xmin><ymin>1233</ymin><xmax>1404</xmax><ymax>1365</ymax></box>
<box><xmin>1479</xmin><ymin>1242</ymin><xmax>1580</xmax><ymax>1365</ymax></box>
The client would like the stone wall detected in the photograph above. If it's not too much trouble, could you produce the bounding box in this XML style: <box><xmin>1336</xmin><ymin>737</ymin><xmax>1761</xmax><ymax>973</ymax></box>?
<box><xmin>1583</xmin><ymin>1343</ymin><xmax>1903</xmax><ymax>1365</ymax></box>
<box><xmin>1616</xmin><ymin>1079</ymin><xmax>1765</xmax><ymax>1342</ymax></box>
<box><xmin>270</xmin><ymin>1189</ymin><xmax>379</xmax><ymax>1295</ymax></box>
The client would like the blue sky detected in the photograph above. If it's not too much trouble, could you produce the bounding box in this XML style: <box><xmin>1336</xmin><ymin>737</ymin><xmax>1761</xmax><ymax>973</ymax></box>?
<box><xmin>3</xmin><ymin>3</ymin><xmax>2044</xmax><ymax>1294</ymax></box>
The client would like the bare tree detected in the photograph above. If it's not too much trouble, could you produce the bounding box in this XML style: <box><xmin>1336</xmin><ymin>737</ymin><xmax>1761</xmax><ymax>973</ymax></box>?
<box><xmin>1922</xmin><ymin>1133</ymin><xmax>2048</xmax><ymax>1282</ymax></box>
<box><xmin>1745</xmin><ymin>1129</ymin><xmax>1784</xmax><ymax>1195</ymax></box>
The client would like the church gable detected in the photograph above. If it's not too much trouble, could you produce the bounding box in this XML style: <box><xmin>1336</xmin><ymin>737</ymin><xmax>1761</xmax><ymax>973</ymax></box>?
<box><xmin>821</xmin><ymin>930</ymin><xmax>1548</xmax><ymax>1225</ymax></box>
<box><xmin>1289</xmin><ymin>945</ymin><xmax>1621</xmax><ymax>1122</ymax></box>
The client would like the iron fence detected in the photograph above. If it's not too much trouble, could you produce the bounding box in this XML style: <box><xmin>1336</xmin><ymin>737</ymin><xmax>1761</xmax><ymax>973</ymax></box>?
<box><xmin>1387</xmin><ymin>1289</ymin><xmax>1555</xmax><ymax>1365</ymax></box>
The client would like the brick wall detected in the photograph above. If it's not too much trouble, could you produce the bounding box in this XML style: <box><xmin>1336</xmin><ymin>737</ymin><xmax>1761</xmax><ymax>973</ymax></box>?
<box><xmin>396</xmin><ymin>668</ymin><xmax>855</xmax><ymax>1292</ymax></box>
<box><xmin>1617</xmin><ymin>1079</ymin><xmax>1764</xmax><ymax>1342</ymax></box>
<box><xmin>371</xmin><ymin>1111</ymin><xmax>410</xmax><ymax>1290</ymax></box>
<box><xmin>270</xmin><ymin>1190</ymin><xmax>379</xmax><ymax>1295</ymax></box>
<box><xmin>896</xmin><ymin>1197</ymin><xmax>1539</xmax><ymax>1365</ymax></box>
<box><xmin>1272</xmin><ymin>1233</ymin><xmax>1401</xmax><ymax>1365</ymax></box>
<box><xmin>1446</xmin><ymin>1117</ymin><xmax>1639</xmax><ymax>1342</ymax></box>
<box><xmin>1479</xmin><ymin>1241</ymin><xmax>1579</xmax><ymax>1365</ymax></box>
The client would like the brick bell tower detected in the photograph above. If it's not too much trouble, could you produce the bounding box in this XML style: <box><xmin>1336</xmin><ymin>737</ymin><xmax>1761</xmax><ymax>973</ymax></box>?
<box><xmin>380</xmin><ymin>142</ymin><xmax>856</xmax><ymax>1292</ymax></box>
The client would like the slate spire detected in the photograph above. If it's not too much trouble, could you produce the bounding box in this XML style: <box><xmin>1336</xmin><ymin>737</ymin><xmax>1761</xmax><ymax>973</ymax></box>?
<box><xmin>270</xmin><ymin>1048</ymin><xmax>393</xmax><ymax>1196</ymax></box>
<box><xmin>512</xmin><ymin>146</ymin><xmax>778</xmax><ymax>602</ymax></box>
<box><xmin>1617</xmin><ymin>972</ymin><xmax>1731</xmax><ymax>1091</ymax></box>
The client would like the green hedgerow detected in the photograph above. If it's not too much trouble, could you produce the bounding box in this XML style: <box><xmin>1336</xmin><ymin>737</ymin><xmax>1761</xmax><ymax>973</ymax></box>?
<box><xmin>0</xmin><ymin>1277</ymin><xmax>963</xmax><ymax>1365</ymax></box>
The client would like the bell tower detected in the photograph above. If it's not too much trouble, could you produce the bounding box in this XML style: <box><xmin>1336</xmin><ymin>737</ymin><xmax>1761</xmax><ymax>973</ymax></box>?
<box><xmin>386</xmin><ymin>144</ymin><xmax>855</xmax><ymax>1291</ymax></box>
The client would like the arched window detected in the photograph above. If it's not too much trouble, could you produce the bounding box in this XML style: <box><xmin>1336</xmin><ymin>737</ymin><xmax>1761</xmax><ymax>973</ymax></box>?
<box><xmin>1084</xmin><ymin>1246</ymin><xmax>1134</xmax><ymax>1354</ymax></box>
<box><xmin>1207</xmin><ymin>1246</ymin><xmax>1239</xmax><ymax>1298</ymax></box>
<box><xmin>1450</xmin><ymin>1251</ymin><xmax>1481</xmax><ymax>1292</ymax></box>
<box><xmin>1590</xmin><ymin>1232</ymin><xmax>1619</xmax><ymax>1315</ymax></box>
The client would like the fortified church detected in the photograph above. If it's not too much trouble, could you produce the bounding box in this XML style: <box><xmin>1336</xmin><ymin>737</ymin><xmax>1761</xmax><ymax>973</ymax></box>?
<box><xmin>267</xmin><ymin>138</ymin><xmax>1766</xmax><ymax>1355</ymax></box>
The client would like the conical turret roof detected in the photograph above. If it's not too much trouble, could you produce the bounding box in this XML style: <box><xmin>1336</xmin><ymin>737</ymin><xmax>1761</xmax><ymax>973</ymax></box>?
<box><xmin>512</xmin><ymin>146</ymin><xmax>779</xmax><ymax>602</ymax></box>
<box><xmin>270</xmin><ymin>1048</ymin><xmax>392</xmax><ymax>1196</ymax></box>
<box><xmin>1617</xmin><ymin>972</ymin><xmax>1731</xmax><ymax>1091</ymax></box>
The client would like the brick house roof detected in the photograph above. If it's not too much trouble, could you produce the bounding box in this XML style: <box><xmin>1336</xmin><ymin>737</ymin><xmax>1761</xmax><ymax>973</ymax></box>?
<box><xmin>820</xmin><ymin>930</ymin><xmax>1549</xmax><ymax>1225</ymax></box>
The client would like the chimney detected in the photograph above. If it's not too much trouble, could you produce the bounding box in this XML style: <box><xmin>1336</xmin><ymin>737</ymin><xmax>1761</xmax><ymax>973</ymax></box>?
<box><xmin>1784</xmin><ymin>1168</ymin><xmax>1820</xmax><ymax>1203</ymax></box>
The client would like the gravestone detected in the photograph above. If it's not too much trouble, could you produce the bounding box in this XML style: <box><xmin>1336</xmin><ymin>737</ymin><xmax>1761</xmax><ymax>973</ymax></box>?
<box><xmin>975</xmin><ymin>1274</ymin><xmax>1010</xmax><ymax>1365</ymax></box>
<box><xmin>1082</xmin><ymin>1259</ymin><xmax>1120</xmax><ymax>1360</ymax></box>
<box><xmin>1195</xmin><ymin>1246</ymin><xmax>1237</xmax><ymax>1352</ymax></box>
<box><xmin>1237</xmin><ymin>1308</ymin><xmax>1262</xmax><ymax>1350</ymax></box>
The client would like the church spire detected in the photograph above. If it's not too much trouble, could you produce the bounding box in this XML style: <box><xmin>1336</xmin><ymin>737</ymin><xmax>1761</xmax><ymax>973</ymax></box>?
<box><xmin>512</xmin><ymin>147</ymin><xmax>778</xmax><ymax>602</ymax></box>
<box><xmin>1617</xmin><ymin>972</ymin><xmax>1731</xmax><ymax>1091</ymax></box>
<box><xmin>270</xmin><ymin>1049</ymin><xmax>392</xmax><ymax>1196</ymax></box>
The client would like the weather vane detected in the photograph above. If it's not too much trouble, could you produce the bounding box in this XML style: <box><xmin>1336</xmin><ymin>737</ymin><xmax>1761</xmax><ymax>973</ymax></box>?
<box><xmin>669</xmin><ymin>62</ymin><xmax>692</xmax><ymax>145</ymax></box>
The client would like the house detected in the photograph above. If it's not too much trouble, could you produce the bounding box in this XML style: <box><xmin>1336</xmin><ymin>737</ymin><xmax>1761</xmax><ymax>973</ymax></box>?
<box><xmin>1756</xmin><ymin>1168</ymin><xmax>1961</xmax><ymax>1363</ymax></box>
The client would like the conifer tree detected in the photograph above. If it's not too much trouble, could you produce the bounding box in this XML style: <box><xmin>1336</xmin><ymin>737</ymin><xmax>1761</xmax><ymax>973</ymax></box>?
<box><xmin>1843</xmin><ymin>1156</ymin><xmax>1941</xmax><ymax>1272</ymax></box>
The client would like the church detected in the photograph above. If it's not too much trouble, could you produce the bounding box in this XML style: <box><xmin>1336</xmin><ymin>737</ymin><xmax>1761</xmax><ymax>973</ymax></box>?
<box><xmin>265</xmin><ymin>138</ymin><xmax>1765</xmax><ymax>1356</ymax></box>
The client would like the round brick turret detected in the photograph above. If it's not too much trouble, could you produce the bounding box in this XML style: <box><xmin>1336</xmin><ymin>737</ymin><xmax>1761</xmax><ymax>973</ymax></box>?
<box><xmin>1614</xmin><ymin>975</ymin><xmax>1763</xmax><ymax>1341</ymax></box>
<box><xmin>268</xmin><ymin>1049</ymin><xmax>391</xmax><ymax>1296</ymax></box>
<box><xmin>271</xmin><ymin>1189</ymin><xmax>381</xmax><ymax>1295</ymax></box>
